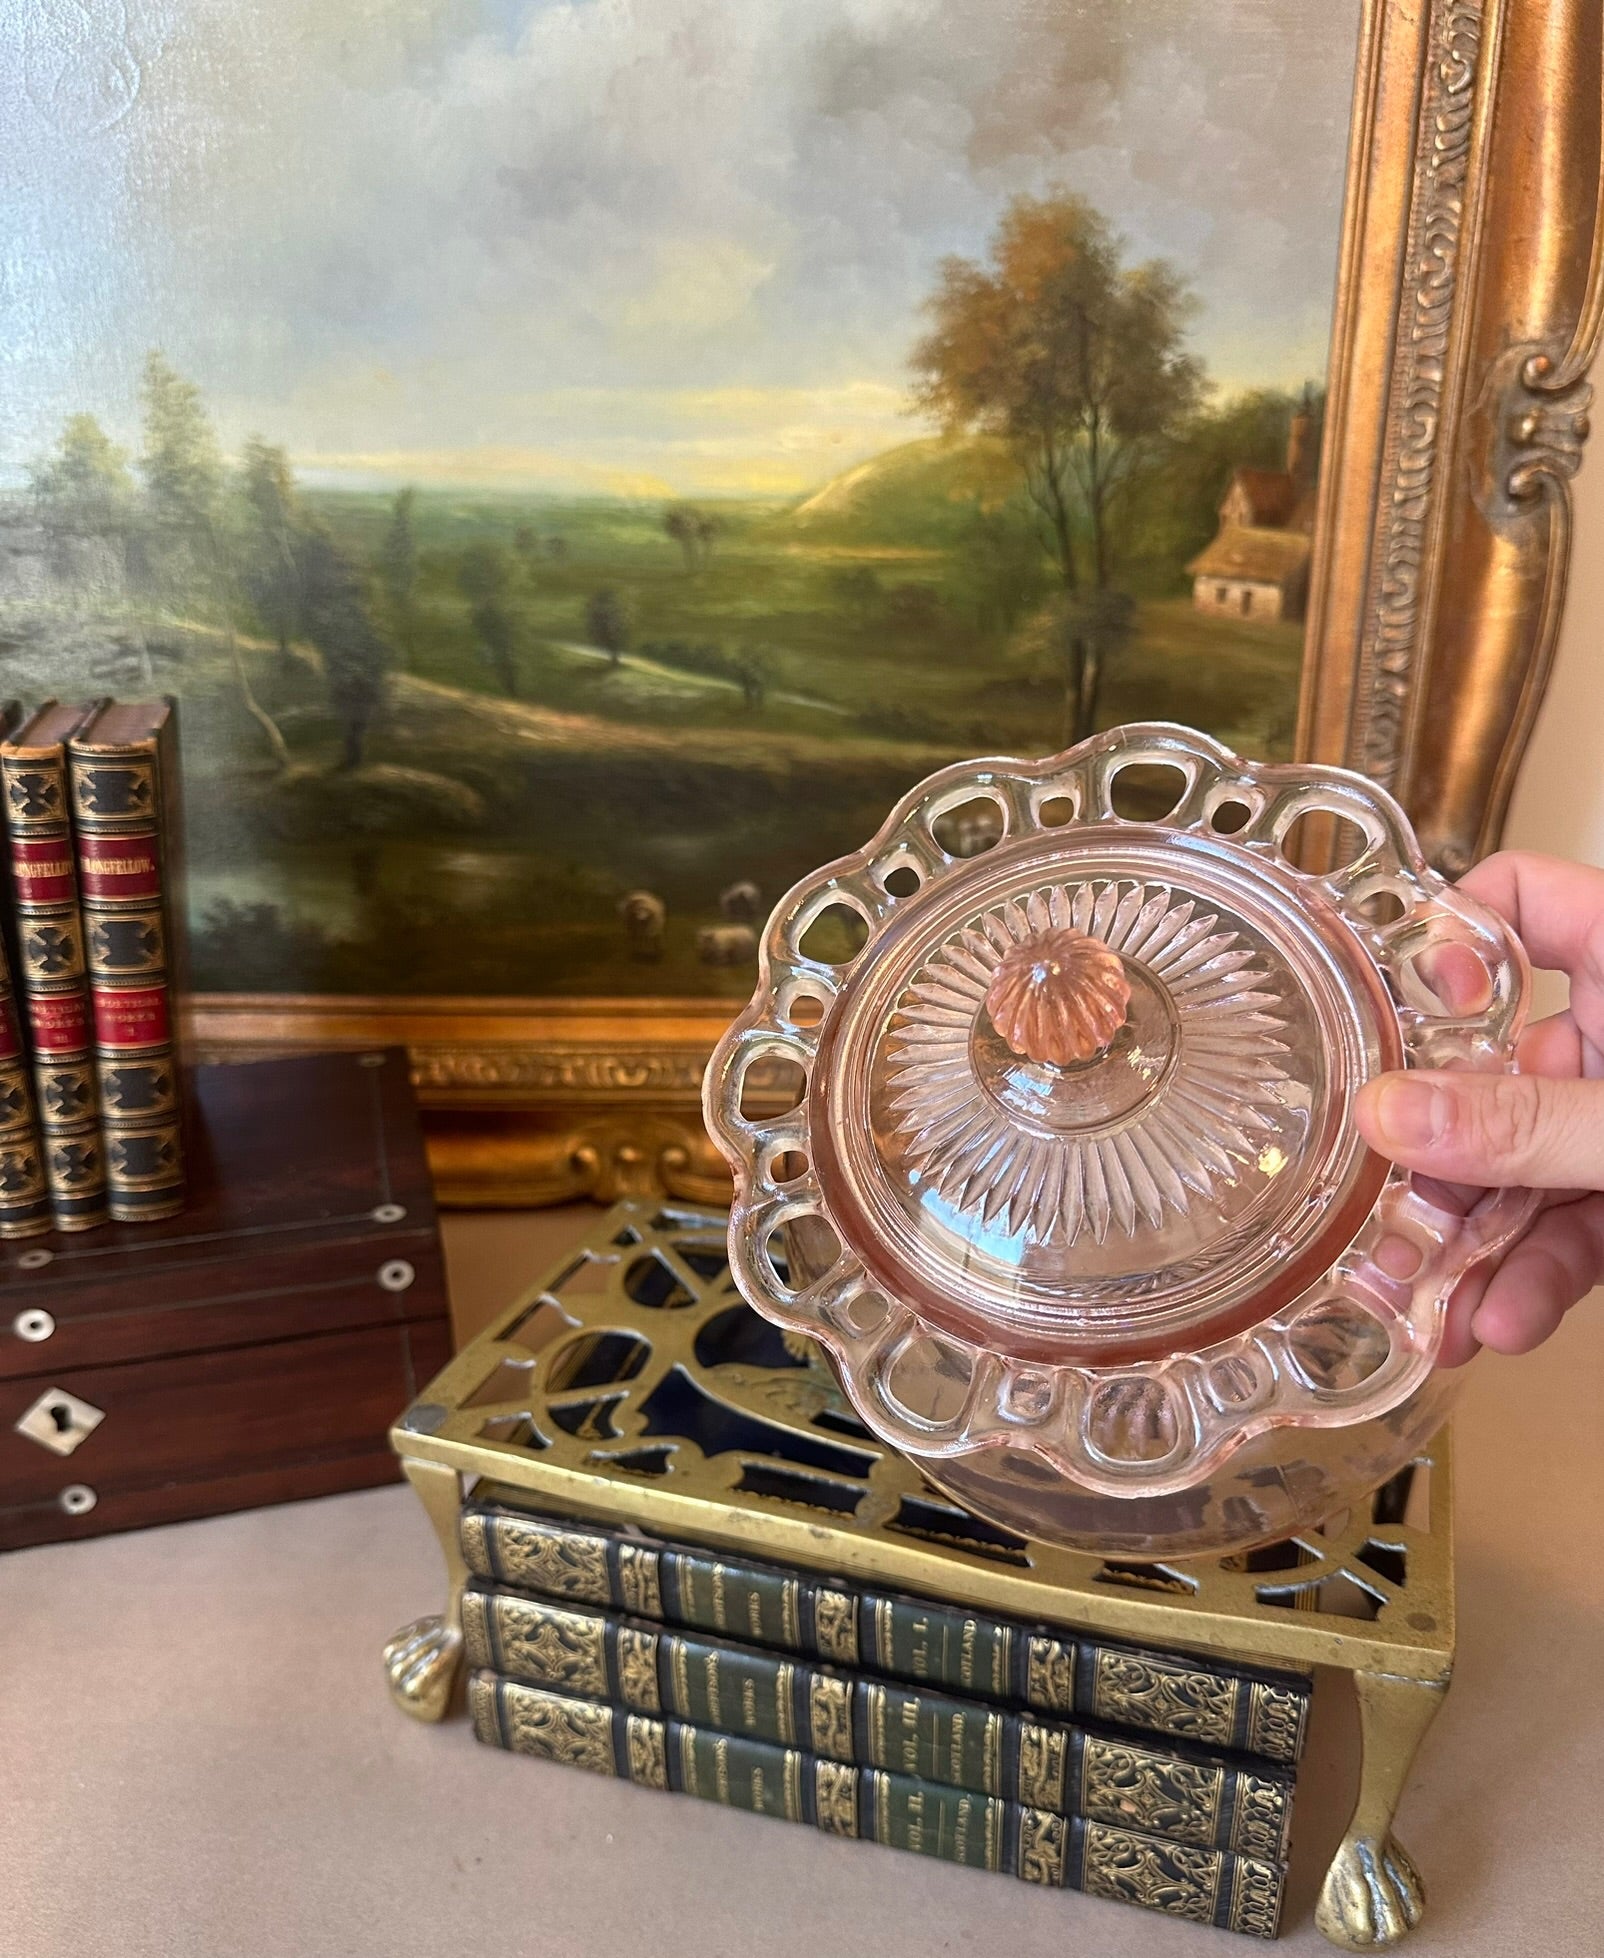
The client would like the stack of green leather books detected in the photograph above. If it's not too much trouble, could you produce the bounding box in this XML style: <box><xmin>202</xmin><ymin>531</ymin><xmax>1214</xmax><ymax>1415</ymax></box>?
<box><xmin>461</xmin><ymin>1488</ymin><xmax>1307</xmax><ymax>1938</ymax></box>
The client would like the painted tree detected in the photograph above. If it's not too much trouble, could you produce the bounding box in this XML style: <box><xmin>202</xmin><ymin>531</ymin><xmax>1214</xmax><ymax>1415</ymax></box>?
<box><xmin>585</xmin><ymin>585</ymin><xmax>632</xmax><ymax>667</ymax></box>
<box><xmin>380</xmin><ymin>486</ymin><xmax>419</xmax><ymax>665</ymax></box>
<box><xmin>457</xmin><ymin>542</ymin><xmax>519</xmax><ymax>698</ymax></box>
<box><xmin>733</xmin><ymin>643</ymin><xmax>776</xmax><ymax>709</ymax></box>
<box><xmin>30</xmin><ymin>415</ymin><xmax>134</xmax><ymax>535</ymax></box>
<box><xmin>663</xmin><ymin>504</ymin><xmax>702</xmax><ymax>571</ymax></box>
<box><xmin>299</xmin><ymin>527</ymin><xmax>393</xmax><ymax>769</ymax></box>
<box><xmin>830</xmin><ymin>564</ymin><xmax>881</xmax><ymax>620</ymax></box>
<box><xmin>1018</xmin><ymin>589</ymin><xmax>1137</xmax><ymax>749</ymax></box>
<box><xmin>138</xmin><ymin>352</ymin><xmax>225</xmax><ymax>588</ymax></box>
<box><xmin>911</xmin><ymin>191</ymin><xmax>1202</xmax><ymax>739</ymax></box>
<box><xmin>240</xmin><ymin>441</ymin><xmax>303</xmax><ymax>661</ymax></box>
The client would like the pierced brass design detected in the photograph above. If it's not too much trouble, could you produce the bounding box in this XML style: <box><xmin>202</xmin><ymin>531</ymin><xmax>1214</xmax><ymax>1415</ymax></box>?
<box><xmin>389</xmin><ymin>1200</ymin><xmax>1459</xmax><ymax>1950</ymax></box>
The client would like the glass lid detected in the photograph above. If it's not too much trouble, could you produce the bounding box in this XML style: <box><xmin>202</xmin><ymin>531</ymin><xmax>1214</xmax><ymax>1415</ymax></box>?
<box><xmin>812</xmin><ymin>826</ymin><xmax>1403</xmax><ymax>1367</ymax></box>
<box><xmin>704</xmin><ymin>725</ymin><xmax>1536</xmax><ymax>1499</ymax></box>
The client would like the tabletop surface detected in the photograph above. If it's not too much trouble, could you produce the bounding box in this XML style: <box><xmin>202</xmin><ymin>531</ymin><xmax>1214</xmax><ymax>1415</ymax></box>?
<box><xmin>3</xmin><ymin>1206</ymin><xmax>1600</xmax><ymax>1958</ymax></box>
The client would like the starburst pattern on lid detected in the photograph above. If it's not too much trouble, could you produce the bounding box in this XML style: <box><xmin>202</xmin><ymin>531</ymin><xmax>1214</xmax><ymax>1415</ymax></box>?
<box><xmin>884</xmin><ymin>881</ymin><xmax>1292</xmax><ymax>1245</ymax></box>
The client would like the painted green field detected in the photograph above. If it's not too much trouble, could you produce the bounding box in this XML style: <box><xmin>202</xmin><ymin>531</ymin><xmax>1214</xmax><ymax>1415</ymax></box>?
<box><xmin>0</xmin><ymin>448</ymin><xmax>1304</xmax><ymax>997</ymax></box>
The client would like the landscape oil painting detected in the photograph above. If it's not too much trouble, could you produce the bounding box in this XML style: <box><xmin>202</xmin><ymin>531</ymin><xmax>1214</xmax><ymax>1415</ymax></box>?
<box><xmin>3</xmin><ymin>0</ymin><xmax>1362</xmax><ymax>1001</ymax></box>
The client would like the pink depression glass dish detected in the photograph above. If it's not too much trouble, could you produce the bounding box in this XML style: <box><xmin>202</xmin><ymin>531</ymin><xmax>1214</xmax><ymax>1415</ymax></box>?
<box><xmin>703</xmin><ymin>724</ymin><xmax>1538</xmax><ymax>1558</ymax></box>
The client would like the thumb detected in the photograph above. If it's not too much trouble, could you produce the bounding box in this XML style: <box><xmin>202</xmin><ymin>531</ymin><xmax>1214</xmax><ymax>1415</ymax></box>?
<box><xmin>1354</xmin><ymin>1069</ymin><xmax>1604</xmax><ymax>1191</ymax></box>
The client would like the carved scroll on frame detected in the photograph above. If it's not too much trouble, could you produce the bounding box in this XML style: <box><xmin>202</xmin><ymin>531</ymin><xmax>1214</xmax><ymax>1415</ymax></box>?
<box><xmin>188</xmin><ymin>0</ymin><xmax>1604</xmax><ymax>1206</ymax></box>
<box><xmin>1300</xmin><ymin>0</ymin><xmax>1604</xmax><ymax>874</ymax></box>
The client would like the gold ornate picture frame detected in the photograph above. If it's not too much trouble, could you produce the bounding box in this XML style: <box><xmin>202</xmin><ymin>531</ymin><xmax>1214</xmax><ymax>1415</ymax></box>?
<box><xmin>183</xmin><ymin>0</ymin><xmax>1604</xmax><ymax>1206</ymax></box>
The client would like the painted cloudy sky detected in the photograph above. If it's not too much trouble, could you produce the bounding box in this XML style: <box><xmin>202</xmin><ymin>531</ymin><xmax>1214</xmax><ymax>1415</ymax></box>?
<box><xmin>4</xmin><ymin>0</ymin><xmax>1360</xmax><ymax>496</ymax></box>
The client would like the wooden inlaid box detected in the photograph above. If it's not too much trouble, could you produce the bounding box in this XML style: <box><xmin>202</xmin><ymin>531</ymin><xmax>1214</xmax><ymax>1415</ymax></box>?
<box><xmin>0</xmin><ymin>1049</ymin><xmax>451</xmax><ymax>1550</ymax></box>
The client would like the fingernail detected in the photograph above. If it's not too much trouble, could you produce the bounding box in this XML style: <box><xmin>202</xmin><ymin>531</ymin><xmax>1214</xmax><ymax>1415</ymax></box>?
<box><xmin>1370</xmin><ymin>1077</ymin><xmax>1450</xmax><ymax>1151</ymax></box>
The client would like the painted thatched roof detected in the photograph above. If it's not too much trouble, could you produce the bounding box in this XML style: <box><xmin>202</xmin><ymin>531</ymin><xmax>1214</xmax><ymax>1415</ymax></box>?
<box><xmin>1188</xmin><ymin>524</ymin><xmax>1311</xmax><ymax>585</ymax></box>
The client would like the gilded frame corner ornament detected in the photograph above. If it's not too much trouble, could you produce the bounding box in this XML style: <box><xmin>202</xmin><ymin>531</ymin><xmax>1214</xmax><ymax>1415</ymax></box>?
<box><xmin>190</xmin><ymin>0</ymin><xmax>1604</xmax><ymax>1206</ymax></box>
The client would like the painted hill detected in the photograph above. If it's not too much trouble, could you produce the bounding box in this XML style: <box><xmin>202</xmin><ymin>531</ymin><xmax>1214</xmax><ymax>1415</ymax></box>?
<box><xmin>789</xmin><ymin>434</ymin><xmax>1020</xmax><ymax>542</ymax></box>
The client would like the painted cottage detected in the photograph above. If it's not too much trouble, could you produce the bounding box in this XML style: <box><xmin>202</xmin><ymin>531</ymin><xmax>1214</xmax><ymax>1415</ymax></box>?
<box><xmin>1188</xmin><ymin>407</ymin><xmax>1317</xmax><ymax>622</ymax></box>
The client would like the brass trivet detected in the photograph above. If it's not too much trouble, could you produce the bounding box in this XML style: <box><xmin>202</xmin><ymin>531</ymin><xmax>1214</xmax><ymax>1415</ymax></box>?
<box><xmin>386</xmin><ymin>1201</ymin><xmax>1454</xmax><ymax>1949</ymax></box>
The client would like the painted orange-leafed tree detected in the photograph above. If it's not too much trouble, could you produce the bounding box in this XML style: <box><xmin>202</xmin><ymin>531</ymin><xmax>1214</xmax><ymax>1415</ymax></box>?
<box><xmin>912</xmin><ymin>191</ymin><xmax>1202</xmax><ymax>740</ymax></box>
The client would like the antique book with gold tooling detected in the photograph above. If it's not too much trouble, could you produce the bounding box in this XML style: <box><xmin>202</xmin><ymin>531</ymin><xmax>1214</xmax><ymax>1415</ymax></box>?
<box><xmin>66</xmin><ymin>699</ymin><xmax>186</xmax><ymax>1221</ymax></box>
<box><xmin>460</xmin><ymin>1492</ymin><xmax>1311</xmax><ymax>1766</ymax></box>
<box><xmin>0</xmin><ymin>701</ymin><xmax>108</xmax><ymax>1230</ymax></box>
<box><xmin>469</xmin><ymin>1672</ymin><xmax>1285</xmax><ymax>1938</ymax></box>
<box><xmin>461</xmin><ymin>1583</ymin><xmax>1294</xmax><ymax>1861</ymax></box>
<box><xmin>0</xmin><ymin>925</ymin><xmax>51</xmax><ymax>1239</ymax></box>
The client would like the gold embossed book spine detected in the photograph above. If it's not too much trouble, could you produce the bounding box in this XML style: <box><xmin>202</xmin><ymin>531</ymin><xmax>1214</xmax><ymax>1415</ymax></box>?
<box><xmin>461</xmin><ymin>1585</ymin><xmax>1294</xmax><ymax>1862</ymax></box>
<box><xmin>0</xmin><ymin>928</ymin><xmax>51</xmax><ymax>1238</ymax></box>
<box><xmin>67</xmin><ymin>700</ymin><xmax>186</xmax><ymax>1221</ymax></box>
<box><xmin>460</xmin><ymin>1496</ymin><xmax>1311</xmax><ymax>1765</ymax></box>
<box><xmin>468</xmin><ymin>1673</ymin><xmax>1285</xmax><ymax>1937</ymax></box>
<box><xmin>0</xmin><ymin>701</ymin><xmax>108</xmax><ymax>1230</ymax></box>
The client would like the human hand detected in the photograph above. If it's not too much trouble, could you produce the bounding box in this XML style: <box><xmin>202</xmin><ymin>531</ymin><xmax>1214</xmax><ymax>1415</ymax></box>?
<box><xmin>1354</xmin><ymin>850</ymin><xmax>1604</xmax><ymax>1365</ymax></box>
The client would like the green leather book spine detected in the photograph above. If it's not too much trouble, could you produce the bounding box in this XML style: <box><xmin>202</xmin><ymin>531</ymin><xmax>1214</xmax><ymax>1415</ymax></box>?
<box><xmin>461</xmin><ymin>1584</ymin><xmax>1293</xmax><ymax>1862</ymax></box>
<box><xmin>459</xmin><ymin>1499</ymin><xmax>1311</xmax><ymax>1766</ymax></box>
<box><xmin>468</xmin><ymin>1672</ymin><xmax>1286</xmax><ymax>1937</ymax></box>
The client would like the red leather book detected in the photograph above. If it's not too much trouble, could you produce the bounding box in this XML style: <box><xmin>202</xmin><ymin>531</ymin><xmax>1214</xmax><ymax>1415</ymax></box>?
<box><xmin>66</xmin><ymin>699</ymin><xmax>187</xmax><ymax>1222</ymax></box>
<box><xmin>0</xmin><ymin>701</ymin><xmax>108</xmax><ymax>1230</ymax></box>
<box><xmin>0</xmin><ymin>927</ymin><xmax>50</xmax><ymax>1239</ymax></box>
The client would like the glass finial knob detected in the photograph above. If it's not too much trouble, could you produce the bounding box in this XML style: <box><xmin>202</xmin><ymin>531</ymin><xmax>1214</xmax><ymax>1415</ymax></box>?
<box><xmin>982</xmin><ymin>926</ymin><xmax>1132</xmax><ymax>1066</ymax></box>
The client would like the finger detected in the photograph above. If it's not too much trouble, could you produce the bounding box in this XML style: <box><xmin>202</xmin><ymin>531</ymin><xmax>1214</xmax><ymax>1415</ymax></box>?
<box><xmin>1411</xmin><ymin>940</ymin><xmax>1494</xmax><ymax>1016</ymax></box>
<box><xmin>1456</xmin><ymin>851</ymin><xmax>1604</xmax><ymax>980</ymax></box>
<box><xmin>1469</xmin><ymin>1193</ymin><xmax>1604</xmax><ymax>1354</ymax></box>
<box><xmin>1354</xmin><ymin>1068</ymin><xmax>1604</xmax><ymax>1189</ymax></box>
<box><xmin>1519</xmin><ymin>1008</ymin><xmax>1604</xmax><ymax>1080</ymax></box>
<box><xmin>1437</xmin><ymin>1264</ymin><xmax>1488</xmax><ymax>1369</ymax></box>
<box><xmin>1518</xmin><ymin>1010</ymin><xmax>1587</xmax><ymax>1078</ymax></box>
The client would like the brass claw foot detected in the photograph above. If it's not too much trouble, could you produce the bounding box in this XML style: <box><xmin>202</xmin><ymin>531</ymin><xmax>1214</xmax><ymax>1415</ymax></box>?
<box><xmin>1315</xmin><ymin>1669</ymin><xmax>1447</xmax><ymax>1950</ymax></box>
<box><xmin>385</xmin><ymin>1456</ymin><xmax>470</xmax><ymax>1721</ymax></box>
<box><xmin>384</xmin><ymin>1614</ymin><xmax>464</xmax><ymax>1722</ymax></box>
<box><xmin>1315</xmin><ymin>1833</ymin><xmax>1425</xmax><ymax>1949</ymax></box>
